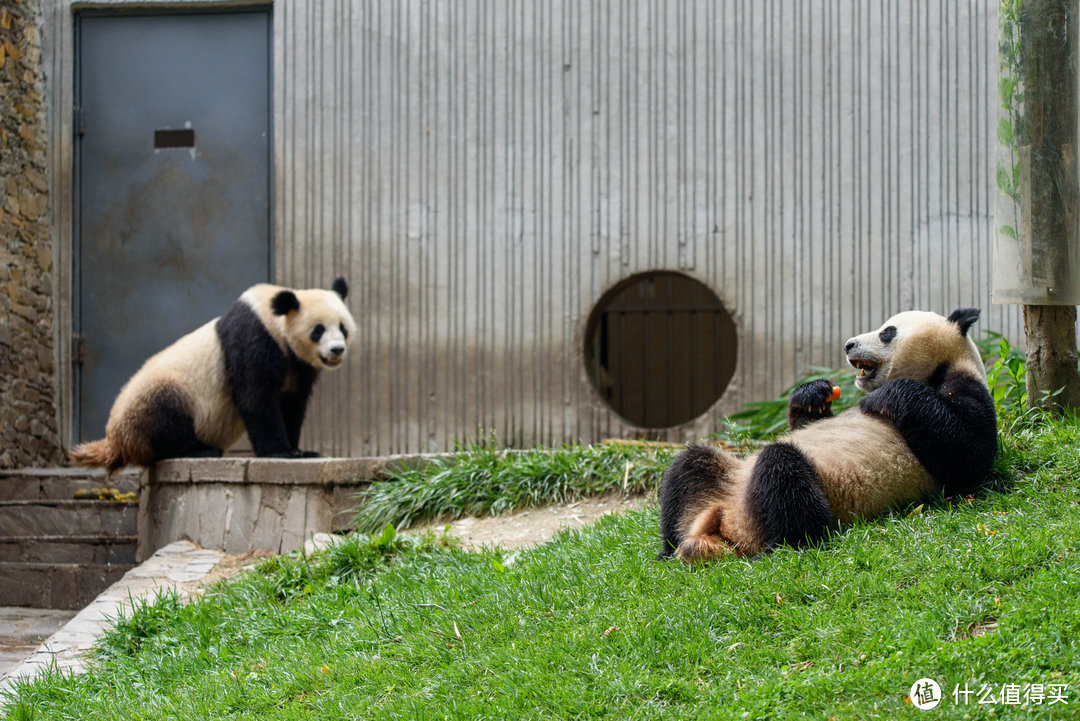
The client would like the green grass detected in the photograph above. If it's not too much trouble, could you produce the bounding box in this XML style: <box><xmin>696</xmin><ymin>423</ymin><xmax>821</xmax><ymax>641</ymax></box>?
<box><xmin>5</xmin><ymin>408</ymin><xmax>1080</xmax><ymax>720</ymax></box>
<box><xmin>353</xmin><ymin>440</ymin><xmax>677</xmax><ymax>533</ymax></box>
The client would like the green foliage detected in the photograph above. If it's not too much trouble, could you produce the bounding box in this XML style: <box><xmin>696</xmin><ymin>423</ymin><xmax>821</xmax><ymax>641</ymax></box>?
<box><xmin>984</xmin><ymin>331</ymin><xmax>1028</xmax><ymax>412</ymax></box>
<box><xmin>5</xmin><ymin>703</ymin><xmax>35</xmax><ymax>721</ymax></box>
<box><xmin>995</xmin><ymin>161</ymin><xmax>1021</xmax><ymax>200</ymax></box>
<box><xmin>984</xmin><ymin>331</ymin><xmax>1080</xmax><ymax>427</ymax></box>
<box><xmin>252</xmin><ymin>527</ymin><xmax>456</xmax><ymax>602</ymax></box>
<box><xmin>997</xmin><ymin>0</ymin><xmax>1023</xmax><ymax>238</ymax></box>
<box><xmin>352</xmin><ymin>440</ymin><xmax>676</xmax><ymax>532</ymax></box>
<box><xmin>98</xmin><ymin>590</ymin><xmax>187</xmax><ymax>659</ymax></box>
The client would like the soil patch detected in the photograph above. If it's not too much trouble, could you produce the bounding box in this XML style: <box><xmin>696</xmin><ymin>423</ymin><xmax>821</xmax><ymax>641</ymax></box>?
<box><xmin>412</xmin><ymin>493</ymin><xmax>648</xmax><ymax>550</ymax></box>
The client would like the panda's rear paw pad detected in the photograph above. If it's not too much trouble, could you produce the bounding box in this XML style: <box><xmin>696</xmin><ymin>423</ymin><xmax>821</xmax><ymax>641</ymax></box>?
<box><xmin>675</xmin><ymin>536</ymin><xmax>732</xmax><ymax>564</ymax></box>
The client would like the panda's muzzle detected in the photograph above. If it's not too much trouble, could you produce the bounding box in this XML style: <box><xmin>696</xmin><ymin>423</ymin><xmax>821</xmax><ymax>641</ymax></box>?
<box><xmin>321</xmin><ymin>344</ymin><xmax>346</xmax><ymax>368</ymax></box>
<box><xmin>844</xmin><ymin>338</ymin><xmax>881</xmax><ymax>383</ymax></box>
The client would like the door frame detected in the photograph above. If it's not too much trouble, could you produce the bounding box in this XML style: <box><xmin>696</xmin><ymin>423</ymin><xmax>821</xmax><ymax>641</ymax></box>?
<box><xmin>54</xmin><ymin>2</ymin><xmax>273</xmax><ymax>449</ymax></box>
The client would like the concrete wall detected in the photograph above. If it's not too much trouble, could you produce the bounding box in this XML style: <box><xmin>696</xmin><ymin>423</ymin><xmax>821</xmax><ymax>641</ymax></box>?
<box><xmin>137</xmin><ymin>456</ymin><xmax>435</xmax><ymax>558</ymax></box>
<box><xmin>279</xmin><ymin>0</ymin><xmax>1022</xmax><ymax>455</ymax></box>
<box><xmin>0</xmin><ymin>0</ymin><xmax>59</xmax><ymax>469</ymax></box>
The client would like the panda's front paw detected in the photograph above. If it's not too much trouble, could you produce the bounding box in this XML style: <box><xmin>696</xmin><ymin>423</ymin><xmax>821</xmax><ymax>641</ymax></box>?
<box><xmin>788</xmin><ymin>379</ymin><xmax>837</xmax><ymax>430</ymax></box>
<box><xmin>858</xmin><ymin>378</ymin><xmax>924</xmax><ymax>422</ymax></box>
<box><xmin>858</xmin><ymin>389</ymin><xmax>892</xmax><ymax>420</ymax></box>
<box><xmin>262</xmin><ymin>448</ymin><xmax>307</xmax><ymax>459</ymax></box>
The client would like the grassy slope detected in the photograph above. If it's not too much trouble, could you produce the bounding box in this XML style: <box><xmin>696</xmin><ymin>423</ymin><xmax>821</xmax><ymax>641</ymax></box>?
<box><xmin>5</xmin><ymin>415</ymin><xmax>1080</xmax><ymax>720</ymax></box>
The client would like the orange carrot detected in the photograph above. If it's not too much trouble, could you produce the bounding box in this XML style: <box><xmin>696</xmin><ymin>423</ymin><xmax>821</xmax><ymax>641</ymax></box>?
<box><xmin>828</xmin><ymin>386</ymin><xmax>842</xmax><ymax>402</ymax></box>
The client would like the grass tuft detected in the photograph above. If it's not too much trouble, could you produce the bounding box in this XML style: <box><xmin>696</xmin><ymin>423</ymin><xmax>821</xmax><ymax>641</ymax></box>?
<box><xmin>353</xmin><ymin>441</ymin><xmax>676</xmax><ymax>532</ymax></box>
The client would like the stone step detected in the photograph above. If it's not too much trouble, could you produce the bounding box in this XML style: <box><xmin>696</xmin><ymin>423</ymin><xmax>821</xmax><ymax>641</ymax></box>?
<box><xmin>0</xmin><ymin>535</ymin><xmax>138</xmax><ymax>564</ymax></box>
<box><xmin>0</xmin><ymin>468</ymin><xmax>140</xmax><ymax>502</ymax></box>
<box><xmin>0</xmin><ymin>500</ymin><xmax>138</xmax><ymax>538</ymax></box>
<box><xmin>0</xmin><ymin>563</ymin><xmax>135</xmax><ymax>610</ymax></box>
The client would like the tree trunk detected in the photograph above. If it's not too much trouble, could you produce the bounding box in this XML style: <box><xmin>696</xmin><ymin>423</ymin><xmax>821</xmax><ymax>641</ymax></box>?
<box><xmin>1021</xmin><ymin>0</ymin><xmax>1080</xmax><ymax>410</ymax></box>
<box><xmin>1023</xmin><ymin>305</ymin><xmax>1080</xmax><ymax>408</ymax></box>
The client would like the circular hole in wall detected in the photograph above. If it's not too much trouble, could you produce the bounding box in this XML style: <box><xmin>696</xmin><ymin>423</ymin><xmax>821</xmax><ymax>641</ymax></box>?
<box><xmin>584</xmin><ymin>272</ymin><xmax>737</xmax><ymax>428</ymax></box>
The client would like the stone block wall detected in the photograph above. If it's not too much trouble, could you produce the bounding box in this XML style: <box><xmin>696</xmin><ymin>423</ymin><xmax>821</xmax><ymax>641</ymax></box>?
<box><xmin>0</xmin><ymin>0</ymin><xmax>58</xmax><ymax>468</ymax></box>
<box><xmin>137</xmin><ymin>455</ymin><xmax>442</xmax><ymax>559</ymax></box>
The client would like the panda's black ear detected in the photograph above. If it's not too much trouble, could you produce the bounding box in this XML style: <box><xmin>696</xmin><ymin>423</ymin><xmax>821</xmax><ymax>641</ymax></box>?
<box><xmin>331</xmin><ymin>277</ymin><xmax>348</xmax><ymax>300</ymax></box>
<box><xmin>947</xmin><ymin>307</ymin><xmax>980</xmax><ymax>336</ymax></box>
<box><xmin>271</xmin><ymin>290</ymin><xmax>300</xmax><ymax>316</ymax></box>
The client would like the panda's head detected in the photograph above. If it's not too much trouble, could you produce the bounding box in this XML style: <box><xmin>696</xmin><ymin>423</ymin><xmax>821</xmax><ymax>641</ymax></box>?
<box><xmin>844</xmin><ymin>308</ymin><xmax>986</xmax><ymax>392</ymax></box>
<box><xmin>270</xmin><ymin>277</ymin><xmax>357</xmax><ymax>370</ymax></box>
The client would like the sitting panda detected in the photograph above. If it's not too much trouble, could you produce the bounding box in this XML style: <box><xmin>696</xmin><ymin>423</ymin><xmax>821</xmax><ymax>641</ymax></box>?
<box><xmin>659</xmin><ymin>308</ymin><xmax>998</xmax><ymax>562</ymax></box>
<box><xmin>70</xmin><ymin>278</ymin><xmax>357</xmax><ymax>473</ymax></box>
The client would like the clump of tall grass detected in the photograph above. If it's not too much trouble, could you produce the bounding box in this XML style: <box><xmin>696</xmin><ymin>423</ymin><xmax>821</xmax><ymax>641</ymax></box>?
<box><xmin>352</xmin><ymin>439</ymin><xmax>676</xmax><ymax>533</ymax></box>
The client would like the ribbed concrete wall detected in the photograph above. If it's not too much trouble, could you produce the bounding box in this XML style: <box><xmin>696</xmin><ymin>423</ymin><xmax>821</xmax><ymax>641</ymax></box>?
<box><xmin>43</xmin><ymin>1</ymin><xmax>1019</xmax><ymax>457</ymax></box>
<box><xmin>277</xmin><ymin>0</ymin><xmax>1018</xmax><ymax>455</ymax></box>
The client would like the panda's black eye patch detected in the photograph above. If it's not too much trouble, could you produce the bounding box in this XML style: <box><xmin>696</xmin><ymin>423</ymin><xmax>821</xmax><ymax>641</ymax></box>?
<box><xmin>879</xmin><ymin>326</ymin><xmax>897</xmax><ymax>344</ymax></box>
<box><xmin>340</xmin><ymin>323</ymin><xmax>348</xmax><ymax>340</ymax></box>
<box><xmin>311</xmin><ymin>324</ymin><xmax>325</xmax><ymax>342</ymax></box>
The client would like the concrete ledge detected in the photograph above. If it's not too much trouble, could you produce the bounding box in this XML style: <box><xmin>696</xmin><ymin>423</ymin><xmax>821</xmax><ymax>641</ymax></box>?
<box><xmin>0</xmin><ymin>500</ymin><xmax>138</xmax><ymax>537</ymax></box>
<box><xmin>0</xmin><ymin>535</ymin><xmax>137</xmax><ymax>564</ymax></box>
<box><xmin>0</xmin><ymin>468</ymin><xmax>141</xmax><ymax>501</ymax></box>
<box><xmin>138</xmin><ymin>454</ymin><xmax>445</xmax><ymax>559</ymax></box>
<box><xmin>0</xmin><ymin>563</ymin><xmax>134</xmax><ymax>610</ymax></box>
<box><xmin>151</xmin><ymin>455</ymin><xmax>445</xmax><ymax>486</ymax></box>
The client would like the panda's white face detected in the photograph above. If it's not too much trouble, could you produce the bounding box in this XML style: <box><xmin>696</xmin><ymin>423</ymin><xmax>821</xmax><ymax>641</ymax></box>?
<box><xmin>285</xmin><ymin>290</ymin><xmax>357</xmax><ymax>370</ymax></box>
<box><xmin>844</xmin><ymin>310</ymin><xmax>985</xmax><ymax>392</ymax></box>
<box><xmin>307</xmin><ymin>316</ymin><xmax>350</xmax><ymax>368</ymax></box>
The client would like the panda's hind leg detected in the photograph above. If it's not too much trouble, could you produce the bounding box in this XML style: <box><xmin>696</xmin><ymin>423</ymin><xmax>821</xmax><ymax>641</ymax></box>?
<box><xmin>676</xmin><ymin>504</ymin><xmax>733</xmax><ymax>563</ymax></box>
<box><xmin>745</xmin><ymin>442</ymin><xmax>832</xmax><ymax>551</ymax></box>
<box><xmin>658</xmin><ymin>443</ymin><xmax>738</xmax><ymax>561</ymax></box>
<box><xmin>134</xmin><ymin>383</ymin><xmax>223</xmax><ymax>462</ymax></box>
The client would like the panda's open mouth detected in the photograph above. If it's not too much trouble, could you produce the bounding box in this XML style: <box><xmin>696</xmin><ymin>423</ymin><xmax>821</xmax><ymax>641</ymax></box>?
<box><xmin>849</xmin><ymin>358</ymin><xmax>879</xmax><ymax>383</ymax></box>
<box><xmin>320</xmin><ymin>355</ymin><xmax>343</xmax><ymax>368</ymax></box>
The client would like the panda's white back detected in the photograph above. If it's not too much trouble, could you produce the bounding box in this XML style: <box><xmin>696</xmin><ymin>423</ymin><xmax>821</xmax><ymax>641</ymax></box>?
<box><xmin>786</xmin><ymin>409</ymin><xmax>936</xmax><ymax>523</ymax></box>
<box><xmin>106</xmin><ymin>318</ymin><xmax>244</xmax><ymax>449</ymax></box>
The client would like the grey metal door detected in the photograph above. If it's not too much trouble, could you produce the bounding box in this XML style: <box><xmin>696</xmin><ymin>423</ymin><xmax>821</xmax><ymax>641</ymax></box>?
<box><xmin>75</xmin><ymin>10</ymin><xmax>271</xmax><ymax>442</ymax></box>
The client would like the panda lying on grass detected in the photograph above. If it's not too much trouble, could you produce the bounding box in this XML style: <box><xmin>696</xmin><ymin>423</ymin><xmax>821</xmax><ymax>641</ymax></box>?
<box><xmin>71</xmin><ymin>278</ymin><xmax>357</xmax><ymax>473</ymax></box>
<box><xmin>659</xmin><ymin>308</ymin><xmax>998</xmax><ymax>562</ymax></box>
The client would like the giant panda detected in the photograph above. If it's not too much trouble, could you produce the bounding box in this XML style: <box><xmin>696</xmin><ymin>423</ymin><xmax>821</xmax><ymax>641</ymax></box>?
<box><xmin>658</xmin><ymin>308</ymin><xmax>998</xmax><ymax>562</ymax></box>
<box><xmin>70</xmin><ymin>278</ymin><xmax>357</xmax><ymax>473</ymax></box>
